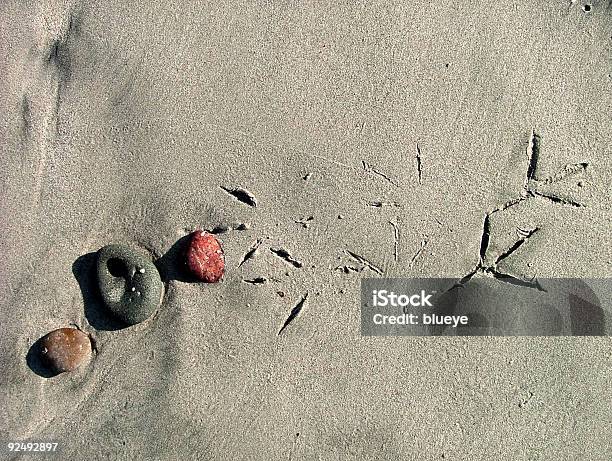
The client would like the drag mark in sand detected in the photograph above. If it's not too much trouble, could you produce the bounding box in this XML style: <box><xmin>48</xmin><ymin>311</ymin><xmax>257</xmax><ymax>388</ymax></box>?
<box><xmin>362</xmin><ymin>161</ymin><xmax>400</xmax><ymax>187</ymax></box>
<box><xmin>238</xmin><ymin>239</ymin><xmax>262</xmax><ymax>267</ymax></box>
<box><xmin>524</xmin><ymin>129</ymin><xmax>541</xmax><ymax>188</ymax></box>
<box><xmin>529</xmin><ymin>190</ymin><xmax>585</xmax><ymax>208</ymax></box>
<box><xmin>278</xmin><ymin>293</ymin><xmax>308</xmax><ymax>335</ymax></box>
<box><xmin>334</xmin><ymin>264</ymin><xmax>364</xmax><ymax>274</ymax></box>
<box><xmin>489</xmin><ymin>196</ymin><xmax>529</xmax><ymax>214</ymax></box>
<box><xmin>479</xmin><ymin>214</ymin><xmax>491</xmax><ymax>266</ymax></box>
<box><xmin>389</xmin><ymin>220</ymin><xmax>400</xmax><ymax>262</ymax></box>
<box><xmin>345</xmin><ymin>250</ymin><xmax>383</xmax><ymax>275</ymax></box>
<box><xmin>220</xmin><ymin>186</ymin><xmax>258</xmax><ymax>207</ymax></box>
<box><xmin>416</xmin><ymin>143</ymin><xmax>423</xmax><ymax>184</ymax></box>
<box><xmin>270</xmin><ymin>248</ymin><xmax>303</xmax><ymax>268</ymax></box>
<box><xmin>368</xmin><ymin>201</ymin><xmax>401</xmax><ymax>208</ymax></box>
<box><xmin>494</xmin><ymin>227</ymin><xmax>539</xmax><ymax>265</ymax></box>
<box><xmin>210</xmin><ymin>223</ymin><xmax>251</xmax><ymax>234</ymax></box>
<box><xmin>42</xmin><ymin>11</ymin><xmax>80</xmax><ymax>135</ymax></box>
<box><xmin>408</xmin><ymin>239</ymin><xmax>428</xmax><ymax>268</ymax></box>
<box><xmin>242</xmin><ymin>277</ymin><xmax>267</xmax><ymax>285</ymax></box>
<box><xmin>22</xmin><ymin>8</ymin><xmax>80</xmax><ymax>205</ymax></box>
<box><xmin>485</xmin><ymin>269</ymin><xmax>545</xmax><ymax>291</ymax></box>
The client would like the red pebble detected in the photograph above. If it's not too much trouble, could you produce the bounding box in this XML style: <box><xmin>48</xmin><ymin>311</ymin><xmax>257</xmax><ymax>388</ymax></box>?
<box><xmin>186</xmin><ymin>231</ymin><xmax>225</xmax><ymax>282</ymax></box>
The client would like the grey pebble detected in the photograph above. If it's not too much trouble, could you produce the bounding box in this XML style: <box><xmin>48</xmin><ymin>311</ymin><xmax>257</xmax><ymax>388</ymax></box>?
<box><xmin>96</xmin><ymin>244</ymin><xmax>163</xmax><ymax>326</ymax></box>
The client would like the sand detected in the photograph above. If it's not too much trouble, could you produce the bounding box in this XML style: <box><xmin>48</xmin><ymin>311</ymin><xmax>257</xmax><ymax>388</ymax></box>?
<box><xmin>1</xmin><ymin>1</ymin><xmax>611</xmax><ymax>459</ymax></box>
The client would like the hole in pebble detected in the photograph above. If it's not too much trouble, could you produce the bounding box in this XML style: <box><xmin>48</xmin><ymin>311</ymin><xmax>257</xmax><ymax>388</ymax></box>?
<box><xmin>583</xmin><ymin>4</ymin><xmax>591</xmax><ymax>12</ymax></box>
<box><xmin>107</xmin><ymin>258</ymin><xmax>128</xmax><ymax>278</ymax></box>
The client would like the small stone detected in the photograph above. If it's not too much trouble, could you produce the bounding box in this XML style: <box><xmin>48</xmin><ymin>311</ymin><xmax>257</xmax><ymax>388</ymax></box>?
<box><xmin>39</xmin><ymin>328</ymin><xmax>91</xmax><ymax>374</ymax></box>
<box><xmin>96</xmin><ymin>244</ymin><xmax>163</xmax><ymax>325</ymax></box>
<box><xmin>186</xmin><ymin>231</ymin><xmax>225</xmax><ymax>283</ymax></box>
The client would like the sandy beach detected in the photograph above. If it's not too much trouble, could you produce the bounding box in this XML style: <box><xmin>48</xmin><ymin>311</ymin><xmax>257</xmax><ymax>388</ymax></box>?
<box><xmin>1</xmin><ymin>1</ymin><xmax>611</xmax><ymax>459</ymax></box>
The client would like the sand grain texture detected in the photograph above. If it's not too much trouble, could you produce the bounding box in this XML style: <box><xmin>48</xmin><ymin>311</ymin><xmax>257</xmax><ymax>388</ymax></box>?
<box><xmin>1</xmin><ymin>1</ymin><xmax>611</xmax><ymax>459</ymax></box>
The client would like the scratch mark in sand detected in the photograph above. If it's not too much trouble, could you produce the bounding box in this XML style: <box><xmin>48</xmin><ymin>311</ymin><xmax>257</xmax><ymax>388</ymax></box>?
<box><xmin>530</xmin><ymin>190</ymin><xmax>585</xmax><ymax>208</ymax></box>
<box><xmin>494</xmin><ymin>227</ymin><xmax>539</xmax><ymax>265</ymax></box>
<box><xmin>416</xmin><ymin>143</ymin><xmax>423</xmax><ymax>184</ymax></box>
<box><xmin>345</xmin><ymin>250</ymin><xmax>383</xmax><ymax>275</ymax></box>
<box><xmin>409</xmin><ymin>239</ymin><xmax>428</xmax><ymax>268</ymax></box>
<box><xmin>243</xmin><ymin>277</ymin><xmax>267</xmax><ymax>285</ymax></box>
<box><xmin>334</xmin><ymin>264</ymin><xmax>364</xmax><ymax>274</ymax></box>
<box><xmin>238</xmin><ymin>239</ymin><xmax>262</xmax><ymax>267</ymax></box>
<box><xmin>270</xmin><ymin>247</ymin><xmax>303</xmax><ymax>268</ymax></box>
<box><xmin>479</xmin><ymin>214</ymin><xmax>491</xmax><ymax>265</ymax></box>
<box><xmin>524</xmin><ymin>129</ymin><xmax>540</xmax><ymax>189</ymax></box>
<box><xmin>309</xmin><ymin>153</ymin><xmax>355</xmax><ymax>170</ymax></box>
<box><xmin>362</xmin><ymin>161</ymin><xmax>400</xmax><ymax>187</ymax></box>
<box><xmin>368</xmin><ymin>200</ymin><xmax>401</xmax><ymax>208</ymax></box>
<box><xmin>278</xmin><ymin>293</ymin><xmax>308</xmax><ymax>335</ymax></box>
<box><xmin>389</xmin><ymin>220</ymin><xmax>399</xmax><ymax>262</ymax></box>
<box><xmin>220</xmin><ymin>186</ymin><xmax>258</xmax><ymax>207</ymax></box>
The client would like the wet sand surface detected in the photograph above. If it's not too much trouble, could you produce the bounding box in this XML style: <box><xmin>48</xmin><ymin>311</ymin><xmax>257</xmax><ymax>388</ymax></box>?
<box><xmin>1</xmin><ymin>1</ymin><xmax>611</xmax><ymax>459</ymax></box>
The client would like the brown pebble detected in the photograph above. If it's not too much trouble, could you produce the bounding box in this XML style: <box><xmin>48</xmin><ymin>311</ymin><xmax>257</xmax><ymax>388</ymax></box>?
<box><xmin>39</xmin><ymin>328</ymin><xmax>91</xmax><ymax>374</ymax></box>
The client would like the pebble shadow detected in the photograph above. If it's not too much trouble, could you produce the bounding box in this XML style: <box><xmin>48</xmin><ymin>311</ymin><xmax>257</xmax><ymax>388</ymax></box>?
<box><xmin>155</xmin><ymin>234</ymin><xmax>199</xmax><ymax>284</ymax></box>
<box><xmin>72</xmin><ymin>252</ymin><xmax>127</xmax><ymax>331</ymax></box>
<box><xmin>26</xmin><ymin>337</ymin><xmax>57</xmax><ymax>378</ymax></box>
